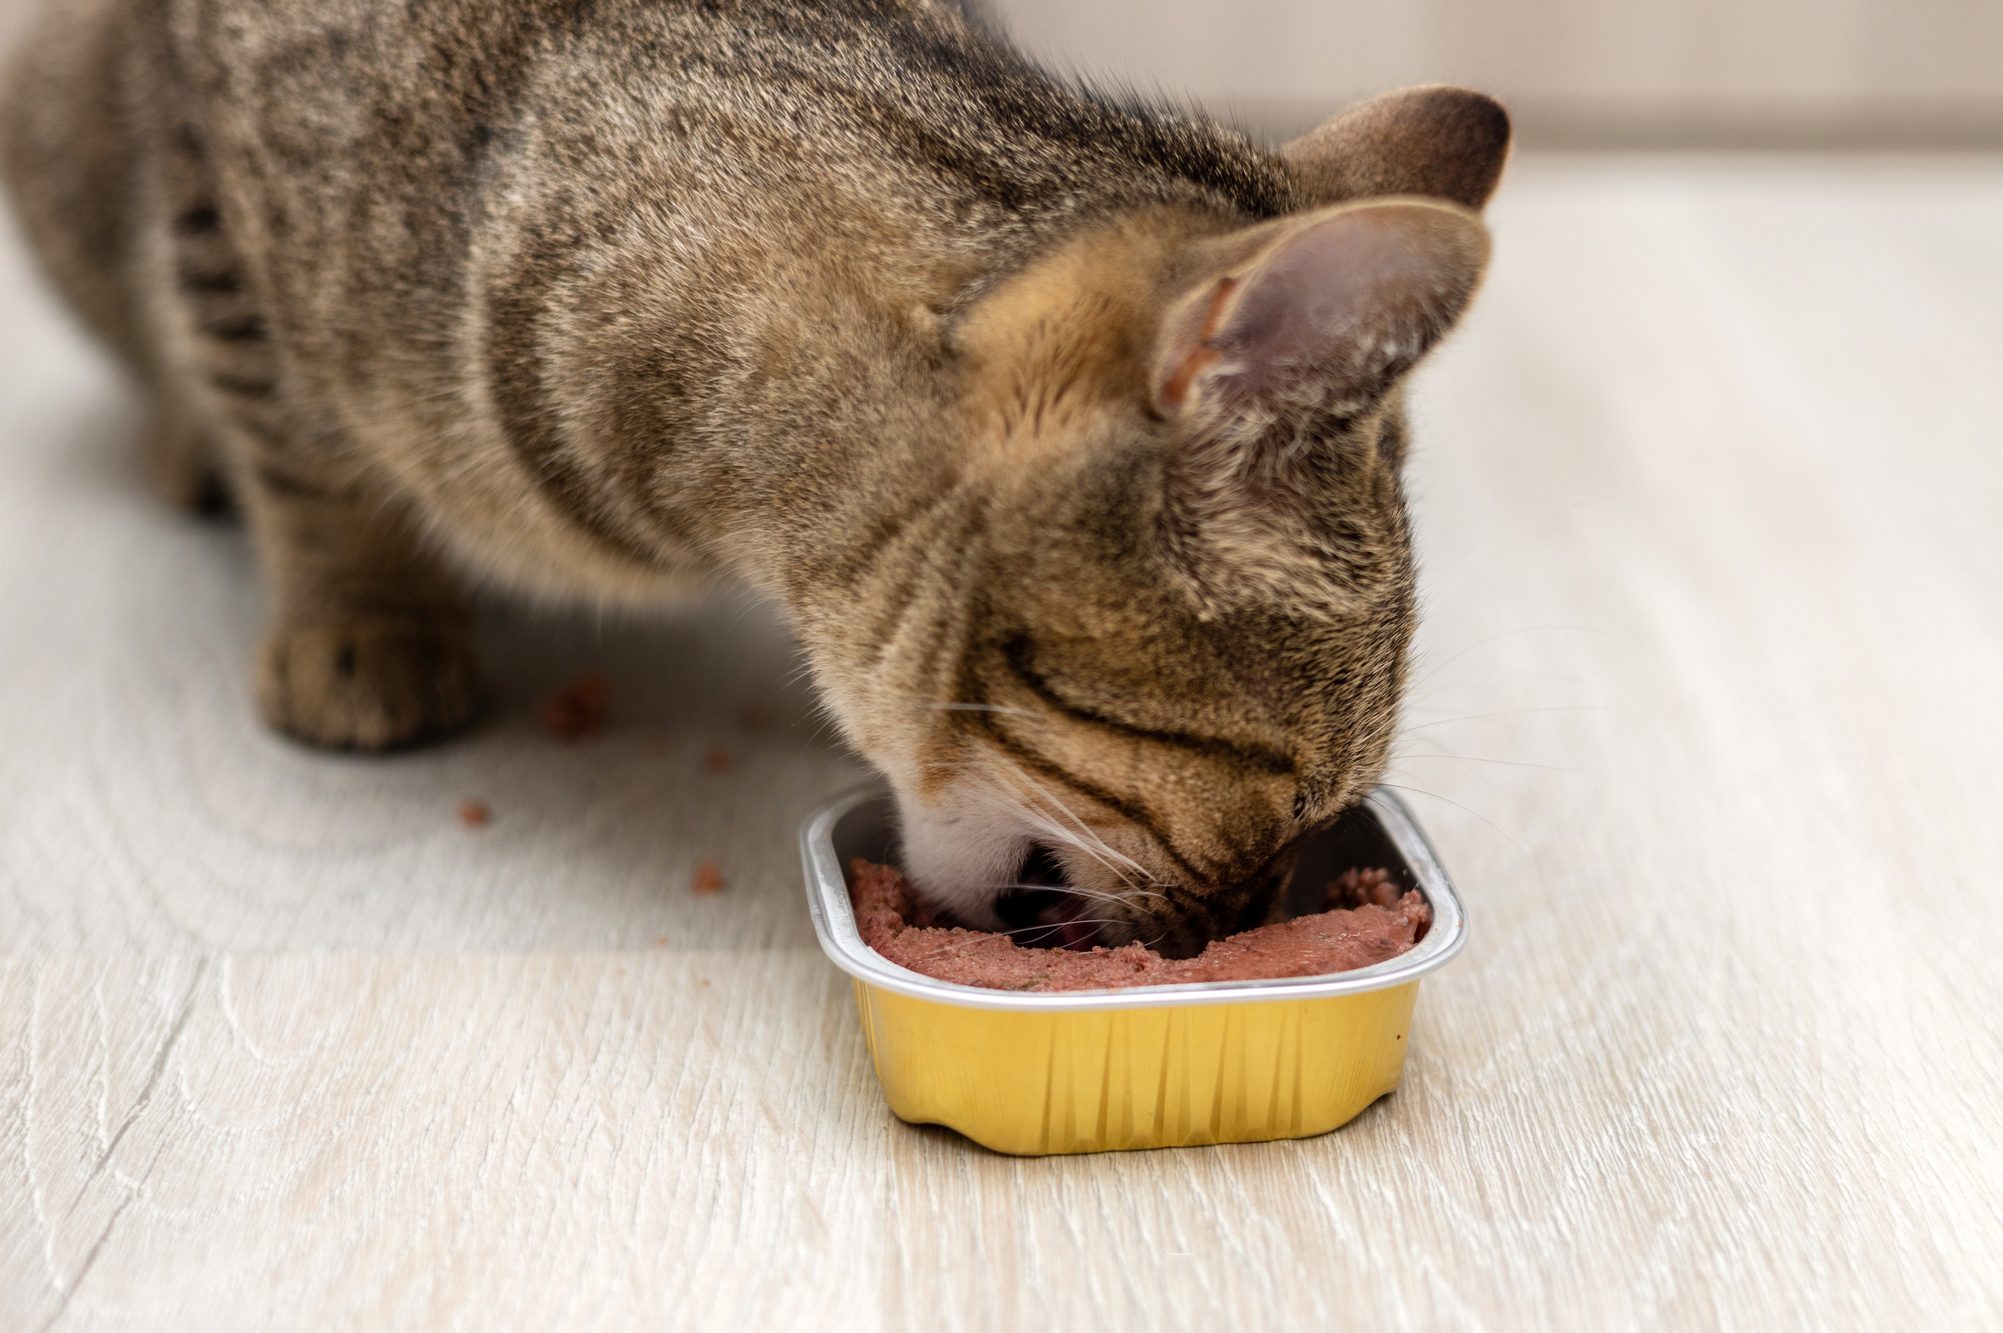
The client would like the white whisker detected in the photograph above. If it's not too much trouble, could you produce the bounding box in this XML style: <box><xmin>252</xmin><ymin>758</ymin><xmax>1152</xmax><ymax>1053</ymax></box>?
<box><xmin>1399</xmin><ymin>703</ymin><xmax>1609</xmax><ymax>733</ymax></box>
<box><xmin>1367</xmin><ymin>785</ymin><xmax>1526</xmax><ymax>857</ymax></box>
<box><xmin>1001</xmin><ymin>918</ymin><xmax>1130</xmax><ymax>948</ymax></box>
<box><xmin>981</xmin><ymin>752</ymin><xmax>1152</xmax><ymax>883</ymax></box>
<box><xmin>1390</xmin><ymin>750</ymin><xmax>1579</xmax><ymax>774</ymax></box>
<box><xmin>985</xmin><ymin>881</ymin><xmax>1170</xmax><ymax>909</ymax></box>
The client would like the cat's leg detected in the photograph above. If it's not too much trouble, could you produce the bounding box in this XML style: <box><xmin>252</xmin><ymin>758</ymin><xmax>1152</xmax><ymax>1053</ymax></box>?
<box><xmin>228</xmin><ymin>431</ymin><xmax>479</xmax><ymax>751</ymax></box>
<box><xmin>143</xmin><ymin>401</ymin><xmax>232</xmax><ymax>518</ymax></box>
<box><xmin>138</xmin><ymin>97</ymin><xmax>475</xmax><ymax>749</ymax></box>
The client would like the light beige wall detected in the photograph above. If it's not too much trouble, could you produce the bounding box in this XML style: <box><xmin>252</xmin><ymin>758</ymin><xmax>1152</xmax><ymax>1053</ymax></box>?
<box><xmin>990</xmin><ymin>0</ymin><xmax>2003</xmax><ymax>144</ymax></box>
<box><xmin>2</xmin><ymin>0</ymin><xmax>1996</xmax><ymax>145</ymax></box>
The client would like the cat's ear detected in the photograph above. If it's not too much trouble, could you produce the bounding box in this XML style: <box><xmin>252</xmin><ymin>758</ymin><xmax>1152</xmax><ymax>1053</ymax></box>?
<box><xmin>1282</xmin><ymin>86</ymin><xmax>1511</xmax><ymax>210</ymax></box>
<box><xmin>1151</xmin><ymin>197</ymin><xmax>1490</xmax><ymax>425</ymax></box>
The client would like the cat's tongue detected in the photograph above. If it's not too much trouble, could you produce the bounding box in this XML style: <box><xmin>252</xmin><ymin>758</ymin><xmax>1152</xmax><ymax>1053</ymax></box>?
<box><xmin>996</xmin><ymin>885</ymin><xmax>1100</xmax><ymax>951</ymax></box>
<box><xmin>1049</xmin><ymin>897</ymin><xmax>1099</xmax><ymax>952</ymax></box>
<box><xmin>1011</xmin><ymin>846</ymin><xmax>1100</xmax><ymax>950</ymax></box>
<box><xmin>1041</xmin><ymin>888</ymin><xmax>1105</xmax><ymax>948</ymax></box>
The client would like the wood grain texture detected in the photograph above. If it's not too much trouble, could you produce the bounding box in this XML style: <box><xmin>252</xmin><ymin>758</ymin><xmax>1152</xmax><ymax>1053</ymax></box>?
<box><xmin>3</xmin><ymin>154</ymin><xmax>2002</xmax><ymax>1332</ymax></box>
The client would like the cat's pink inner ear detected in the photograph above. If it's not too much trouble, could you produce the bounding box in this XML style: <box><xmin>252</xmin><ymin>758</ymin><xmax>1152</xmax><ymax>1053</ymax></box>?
<box><xmin>1152</xmin><ymin>199</ymin><xmax>1490</xmax><ymax>419</ymax></box>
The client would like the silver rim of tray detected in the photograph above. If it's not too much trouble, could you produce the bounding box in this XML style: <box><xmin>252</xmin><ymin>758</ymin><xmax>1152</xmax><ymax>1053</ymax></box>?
<box><xmin>798</xmin><ymin>781</ymin><xmax>1468</xmax><ymax>1012</ymax></box>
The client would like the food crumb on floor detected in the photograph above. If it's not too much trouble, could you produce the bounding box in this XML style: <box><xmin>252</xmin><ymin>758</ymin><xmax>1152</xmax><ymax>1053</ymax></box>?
<box><xmin>542</xmin><ymin>673</ymin><xmax>611</xmax><ymax>740</ymax></box>
<box><xmin>691</xmin><ymin>861</ymin><xmax>726</xmax><ymax>894</ymax></box>
<box><xmin>456</xmin><ymin>800</ymin><xmax>492</xmax><ymax>828</ymax></box>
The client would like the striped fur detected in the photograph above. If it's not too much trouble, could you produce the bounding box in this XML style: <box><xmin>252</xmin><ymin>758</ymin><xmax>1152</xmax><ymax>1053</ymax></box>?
<box><xmin>1</xmin><ymin>0</ymin><xmax>1508</xmax><ymax>949</ymax></box>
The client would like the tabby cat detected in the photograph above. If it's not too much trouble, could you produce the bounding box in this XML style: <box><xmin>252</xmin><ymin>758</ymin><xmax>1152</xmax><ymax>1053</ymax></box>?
<box><xmin>1</xmin><ymin>0</ymin><xmax>1509</xmax><ymax>954</ymax></box>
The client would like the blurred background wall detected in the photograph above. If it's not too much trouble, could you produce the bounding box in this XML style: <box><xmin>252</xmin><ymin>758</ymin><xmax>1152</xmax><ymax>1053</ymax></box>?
<box><xmin>2</xmin><ymin>0</ymin><xmax>1998</xmax><ymax>147</ymax></box>
<box><xmin>992</xmin><ymin>0</ymin><xmax>2003</xmax><ymax>146</ymax></box>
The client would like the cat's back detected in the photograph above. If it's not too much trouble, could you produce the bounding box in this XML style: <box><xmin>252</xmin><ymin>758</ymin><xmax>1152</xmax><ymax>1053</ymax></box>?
<box><xmin>12</xmin><ymin>0</ymin><xmax>1288</xmax><ymax>342</ymax></box>
<box><xmin>2</xmin><ymin>0</ymin><xmax>524</xmax><ymax>369</ymax></box>
<box><xmin>9</xmin><ymin>0</ymin><xmax>1298</xmax><ymax>452</ymax></box>
<box><xmin>180</xmin><ymin>0</ymin><xmax>1288</xmax><ymax>268</ymax></box>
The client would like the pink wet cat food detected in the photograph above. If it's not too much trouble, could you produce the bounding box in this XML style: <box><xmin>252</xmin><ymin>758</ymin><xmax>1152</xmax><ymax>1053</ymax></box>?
<box><xmin>849</xmin><ymin>859</ymin><xmax>1430</xmax><ymax>992</ymax></box>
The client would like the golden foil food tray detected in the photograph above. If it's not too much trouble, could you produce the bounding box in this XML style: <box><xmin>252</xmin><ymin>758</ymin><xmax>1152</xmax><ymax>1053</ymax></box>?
<box><xmin>800</xmin><ymin>784</ymin><xmax>1466</xmax><ymax>1156</ymax></box>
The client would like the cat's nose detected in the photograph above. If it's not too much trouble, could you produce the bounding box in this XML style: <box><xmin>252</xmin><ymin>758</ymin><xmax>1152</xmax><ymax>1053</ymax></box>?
<box><xmin>1235</xmin><ymin>856</ymin><xmax>1299</xmax><ymax>931</ymax></box>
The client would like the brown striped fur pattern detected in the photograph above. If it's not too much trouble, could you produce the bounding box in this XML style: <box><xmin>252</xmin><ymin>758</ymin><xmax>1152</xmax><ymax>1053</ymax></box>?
<box><xmin>1</xmin><ymin>0</ymin><xmax>1509</xmax><ymax>953</ymax></box>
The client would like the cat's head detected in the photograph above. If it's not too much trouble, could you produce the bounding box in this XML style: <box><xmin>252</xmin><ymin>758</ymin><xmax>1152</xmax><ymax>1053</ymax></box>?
<box><xmin>826</xmin><ymin>88</ymin><xmax>1509</xmax><ymax>955</ymax></box>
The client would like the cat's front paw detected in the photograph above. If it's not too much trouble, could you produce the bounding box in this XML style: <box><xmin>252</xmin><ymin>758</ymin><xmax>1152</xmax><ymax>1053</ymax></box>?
<box><xmin>256</xmin><ymin>620</ymin><xmax>477</xmax><ymax>751</ymax></box>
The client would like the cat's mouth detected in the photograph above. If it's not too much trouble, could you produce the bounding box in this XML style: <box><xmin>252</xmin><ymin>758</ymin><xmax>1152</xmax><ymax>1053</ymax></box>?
<box><xmin>992</xmin><ymin>843</ymin><xmax>1101</xmax><ymax>951</ymax></box>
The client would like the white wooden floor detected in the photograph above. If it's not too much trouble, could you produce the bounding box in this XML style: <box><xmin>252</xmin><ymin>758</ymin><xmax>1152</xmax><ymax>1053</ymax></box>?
<box><xmin>3</xmin><ymin>154</ymin><xmax>2000</xmax><ymax>1332</ymax></box>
